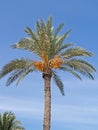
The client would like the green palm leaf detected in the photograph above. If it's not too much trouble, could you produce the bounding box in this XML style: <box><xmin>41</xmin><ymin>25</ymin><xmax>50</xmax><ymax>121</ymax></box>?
<box><xmin>0</xmin><ymin>112</ymin><xmax>24</xmax><ymax>130</ymax></box>
<box><xmin>56</xmin><ymin>43</ymin><xmax>73</xmax><ymax>55</ymax></box>
<box><xmin>55</xmin><ymin>29</ymin><xmax>72</xmax><ymax>50</ymax></box>
<box><xmin>59</xmin><ymin>66</ymin><xmax>82</xmax><ymax>80</ymax></box>
<box><xmin>0</xmin><ymin>58</ymin><xmax>35</xmax><ymax>86</ymax></box>
<box><xmin>46</xmin><ymin>16</ymin><xmax>52</xmax><ymax>37</ymax></box>
<box><xmin>61</xmin><ymin>47</ymin><xmax>93</xmax><ymax>58</ymax></box>
<box><xmin>11</xmin><ymin>38</ymin><xmax>36</xmax><ymax>53</ymax></box>
<box><xmin>6</xmin><ymin>68</ymin><xmax>35</xmax><ymax>86</ymax></box>
<box><xmin>52</xmin><ymin>71</ymin><xmax>64</xmax><ymax>95</ymax></box>
<box><xmin>64</xmin><ymin>58</ymin><xmax>96</xmax><ymax>73</ymax></box>
<box><xmin>54</xmin><ymin>23</ymin><xmax>64</xmax><ymax>37</ymax></box>
<box><xmin>63</xmin><ymin>58</ymin><xmax>95</xmax><ymax>79</ymax></box>
<box><xmin>16</xmin><ymin>68</ymin><xmax>35</xmax><ymax>86</ymax></box>
<box><xmin>25</xmin><ymin>27</ymin><xmax>38</xmax><ymax>42</ymax></box>
<box><xmin>0</xmin><ymin>58</ymin><xmax>33</xmax><ymax>78</ymax></box>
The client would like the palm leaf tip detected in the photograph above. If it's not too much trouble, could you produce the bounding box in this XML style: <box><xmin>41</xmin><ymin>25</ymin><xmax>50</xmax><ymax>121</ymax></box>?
<box><xmin>54</xmin><ymin>23</ymin><xmax>64</xmax><ymax>37</ymax></box>
<box><xmin>87</xmin><ymin>72</ymin><xmax>95</xmax><ymax>80</ymax></box>
<box><xmin>80</xmin><ymin>49</ymin><xmax>93</xmax><ymax>57</ymax></box>
<box><xmin>25</xmin><ymin>26</ymin><xmax>31</xmax><ymax>34</ymax></box>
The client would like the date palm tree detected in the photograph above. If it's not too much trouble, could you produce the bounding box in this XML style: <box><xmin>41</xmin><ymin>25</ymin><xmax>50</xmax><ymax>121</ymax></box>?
<box><xmin>0</xmin><ymin>17</ymin><xmax>96</xmax><ymax>130</ymax></box>
<box><xmin>0</xmin><ymin>111</ymin><xmax>24</xmax><ymax>130</ymax></box>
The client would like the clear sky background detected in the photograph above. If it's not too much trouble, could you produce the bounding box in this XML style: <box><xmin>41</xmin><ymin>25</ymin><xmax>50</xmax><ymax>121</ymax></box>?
<box><xmin>0</xmin><ymin>0</ymin><xmax>98</xmax><ymax>130</ymax></box>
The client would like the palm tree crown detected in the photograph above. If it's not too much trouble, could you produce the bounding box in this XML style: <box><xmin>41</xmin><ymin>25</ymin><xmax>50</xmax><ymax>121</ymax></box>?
<box><xmin>0</xmin><ymin>111</ymin><xmax>24</xmax><ymax>130</ymax></box>
<box><xmin>0</xmin><ymin>16</ymin><xmax>95</xmax><ymax>95</ymax></box>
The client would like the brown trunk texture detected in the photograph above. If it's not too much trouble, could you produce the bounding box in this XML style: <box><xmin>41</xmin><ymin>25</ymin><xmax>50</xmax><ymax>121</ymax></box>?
<box><xmin>43</xmin><ymin>74</ymin><xmax>51</xmax><ymax>130</ymax></box>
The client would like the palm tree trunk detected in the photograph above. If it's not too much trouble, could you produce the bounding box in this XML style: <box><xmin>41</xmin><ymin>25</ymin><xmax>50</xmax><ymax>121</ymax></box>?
<box><xmin>43</xmin><ymin>71</ymin><xmax>52</xmax><ymax>130</ymax></box>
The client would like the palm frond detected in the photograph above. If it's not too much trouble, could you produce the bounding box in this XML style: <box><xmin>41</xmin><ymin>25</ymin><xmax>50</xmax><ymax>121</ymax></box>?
<box><xmin>16</xmin><ymin>68</ymin><xmax>35</xmax><ymax>86</ymax></box>
<box><xmin>56</xmin><ymin>29</ymin><xmax>72</xmax><ymax>49</ymax></box>
<box><xmin>36</xmin><ymin>16</ymin><xmax>52</xmax><ymax>37</ymax></box>
<box><xmin>63</xmin><ymin>58</ymin><xmax>96</xmax><ymax>79</ymax></box>
<box><xmin>54</xmin><ymin>30</ymin><xmax>72</xmax><ymax>56</ymax></box>
<box><xmin>39</xmin><ymin>18</ymin><xmax>46</xmax><ymax>31</ymax></box>
<box><xmin>64</xmin><ymin>58</ymin><xmax>96</xmax><ymax>73</ymax></box>
<box><xmin>46</xmin><ymin>16</ymin><xmax>53</xmax><ymax>36</ymax></box>
<box><xmin>74</xmin><ymin>59</ymin><xmax>96</xmax><ymax>72</ymax></box>
<box><xmin>36</xmin><ymin>21</ymin><xmax>42</xmax><ymax>35</ymax></box>
<box><xmin>14</xmin><ymin>126</ymin><xmax>25</xmax><ymax>130</ymax></box>
<box><xmin>56</xmin><ymin>43</ymin><xmax>73</xmax><ymax>54</ymax></box>
<box><xmin>59</xmin><ymin>66</ymin><xmax>82</xmax><ymax>80</ymax></box>
<box><xmin>0</xmin><ymin>58</ymin><xmax>33</xmax><ymax>79</ymax></box>
<box><xmin>61</xmin><ymin>47</ymin><xmax>93</xmax><ymax>58</ymax></box>
<box><xmin>7</xmin><ymin>114</ymin><xmax>16</xmax><ymax>130</ymax></box>
<box><xmin>11</xmin><ymin>38</ymin><xmax>35</xmax><ymax>53</ymax></box>
<box><xmin>5</xmin><ymin>67</ymin><xmax>34</xmax><ymax>86</ymax></box>
<box><xmin>0</xmin><ymin>112</ymin><xmax>24</xmax><ymax>130</ymax></box>
<box><xmin>54</xmin><ymin>23</ymin><xmax>64</xmax><ymax>37</ymax></box>
<box><xmin>52</xmin><ymin>71</ymin><xmax>64</xmax><ymax>95</ymax></box>
<box><xmin>25</xmin><ymin>27</ymin><xmax>38</xmax><ymax>42</ymax></box>
<box><xmin>11</xmin><ymin>120</ymin><xmax>24</xmax><ymax>130</ymax></box>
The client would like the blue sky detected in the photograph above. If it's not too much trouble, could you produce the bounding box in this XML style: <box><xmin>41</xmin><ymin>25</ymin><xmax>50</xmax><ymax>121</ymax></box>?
<box><xmin>0</xmin><ymin>0</ymin><xmax>98</xmax><ymax>130</ymax></box>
